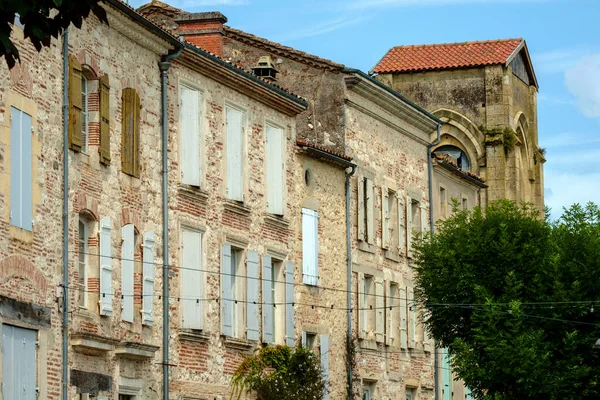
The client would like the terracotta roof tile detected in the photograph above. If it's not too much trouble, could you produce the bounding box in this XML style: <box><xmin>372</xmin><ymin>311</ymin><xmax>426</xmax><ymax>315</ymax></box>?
<box><xmin>372</xmin><ymin>38</ymin><xmax>523</xmax><ymax>74</ymax></box>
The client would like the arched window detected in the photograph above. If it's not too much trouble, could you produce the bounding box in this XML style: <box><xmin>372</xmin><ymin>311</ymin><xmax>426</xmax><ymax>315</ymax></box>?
<box><xmin>433</xmin><ymin>145</ymin><xmax>470</xmax><ymax>171</ymax></box>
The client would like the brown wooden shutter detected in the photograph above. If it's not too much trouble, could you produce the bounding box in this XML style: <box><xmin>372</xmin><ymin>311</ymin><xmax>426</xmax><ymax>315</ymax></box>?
<box><xmin>121</xmin><ymin>88</ymin><xmax>140</xmax><ymax>177</ymax></box>
<box><xmin>68</xmin><ymin>55</ymin><xmax>83</xmax><ymax>152</ymax></box>
<box><xmin>99</xmin><ymin>74</ymin><xmax>111</xmax><ymax>165</ymax></box>
<box><xmin>132</xmin><ymin>90</ymin><xmax>140</xmax><ymax>178</ymax></box>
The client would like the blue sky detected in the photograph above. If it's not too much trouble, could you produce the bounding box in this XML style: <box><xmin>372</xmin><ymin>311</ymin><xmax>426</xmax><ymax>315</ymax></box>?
<box><xmin>131</xmin><ymin>0</ymin><xmax>600</xmax><ymax>218</ymax></box>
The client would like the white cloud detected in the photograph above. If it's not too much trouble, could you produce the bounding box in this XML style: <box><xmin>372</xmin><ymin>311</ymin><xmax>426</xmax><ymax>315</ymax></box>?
<box><xmin>346</xmin><ymin>0</ymin><xmax>551</xmax><ymax>10</ymax></box>
<box><xmin>565</xmin><ymin>53</ymin><xmax>600</xmax><ymax>118</ymax></box>
<box><xmin>533</xmin><ymin>49</ymin><xmax>587</xmax><ymax>74</ymax></box>
<box><xmin>273</xmin><ymin>15</ymin><xmax>371</xmax><ymax>42</ymax></box>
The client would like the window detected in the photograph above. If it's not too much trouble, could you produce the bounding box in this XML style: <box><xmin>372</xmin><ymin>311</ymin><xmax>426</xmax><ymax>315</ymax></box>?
<box><xmin>302</xmin><ymin>208</ymin><xmax>319</xmax><ymax>286</ymax></box>
<box><xmin>180</xmin><ymin>85</ymin><xmax>202</xmax><ymax>186</ymax></box>
<box><xmin>78</xmin><ymin>218</ymin><xmax>89</xmax><ymax>308</ymax></box>
<box><xmin>182</xmin><ymin>229</ymin><xmax>203</xmax><ymax>330</ymax></box>
<box><xmin>407</xmin><ymin>286</ymin><xmax>416</xmax><ymax>349</ymax></box>
<box><xmin>266</xmin><ymin>124</ymin><xmax>284</xmax><ymax>215</ymax></box>
<box><xmin>121</xmin><ymin>88</ymin><xmax>141</xmax><ymax>177</ymax></box>
<box><xmin>81</xmin><ymin>75</ymin><xmax>89</xmax><ymax>153</ymax></box>
<box><xmin>462</xmin><ymin>197</ymin><xmax>468</xmax><ymax>210</ymax></box>
<box><xmin>433</xmin><ymin>145</ymin><xmax>470</xmax><ymax>171</ymax></box>
<box><xmin>302</xmin><ymin>331</ymin><xmax>316</xmax><ymax>350</ymax></box>
<box><xmin>440</xmin><ymin>186</ymin><xmax>447</xmax><ymax>219</ymax></box>
<box><xmin>359</xmin><ymin>275</ymin><xmax>375</xmax><ymax>339</ymax></box>
<box><xmin>2</xmin><ymin>324</ymin><xmax>37</xmax><ymax>399</ymax></box>
<box><xmin>99</xmin><ymin>74</ymin><xmax>111</xmax><ymax>165</ymax></box>
<box><xmin>121</xmin><ymin>224</ymin><xmax>136</xmax><ymax>323</ymax></box>
<box><xmin>382</xmin><ymin>187</ymin><xmax>398</xmax><ymax>250</ymax></box>
<box><xmin>221</xmin><ymin>244</ymin><xmax>246</xmax><ymax>338</ymax></box>
<box><xmin>225</xmin><ymin>106</ymin><xmax>244</xmax><ymax>201</ymax></box>
<box><xmin>142</xmin><ymin>231</ymin><xmax>155</xmax><ymax>326</ymax></box>
<box><xmin>406</xmin><ymin>388</ymin><xmax>416</xmax><ymax>400</ymax></box>
<box><xmin>406</xmin><ymin>197</ymin><xmax>426</xmax><ymax>257</ymax></box>
<box><xmin>262</xmin><ymin>256</ymin><xmax>295</xmax><ymax>346</ymax></box>
<box><xmin>357</xmin><ymin>177</ymin><xmax>374</xmax><ymax>244</ymax></box>
<box><xmin>363</xmin><ymin>382</ymin><xmax>376</xmax><ymax>400</ymax></box>
<box><xmin>99</xmin><ymin>217</ymin><xmax>113</xmax><ymax>316</ymax></box>
<box><xmin>10</xmin><ymin>107</ymin><xmax>33</xmax><ymax>231</ymax></box>
<box><xmin>387</xmin><ymin>282</ymin><xmax>399</xmax><ymax>346</ymax></box>
<box><xmin>68</xmin><ymin>55</ymin><xmax>84</xmax><ymax>152</ymax></box>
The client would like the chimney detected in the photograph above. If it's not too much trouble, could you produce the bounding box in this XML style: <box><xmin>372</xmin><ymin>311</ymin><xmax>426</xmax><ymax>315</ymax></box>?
<box><xmin>175</xmin><ymin>12</ymin><xmax>228</xmax><ymax>57</ymax></box>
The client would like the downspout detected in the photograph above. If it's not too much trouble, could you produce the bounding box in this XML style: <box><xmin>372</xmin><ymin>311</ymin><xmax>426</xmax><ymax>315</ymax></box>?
<box><xmin>346</xmin><ymin>164</ymin><xmax>356</xmax><ymax>400</ymax></box>
<box><xmin>62</xmin><ymin>28</ymin><xmax>69</xmax><ymax>400</ymax></box>
<box><xmin>427</xmin><ymin>122</ymin><xmax>442</xmax><ymax>400</ymax></box>
<box><xmin>159</xmin><ymin>45</ymin><xmax>183</xmax><ymax>400</ymax></box>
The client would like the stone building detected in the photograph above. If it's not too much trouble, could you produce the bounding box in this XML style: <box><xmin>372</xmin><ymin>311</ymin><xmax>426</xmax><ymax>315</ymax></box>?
<box><xmin>373</xmin><ymin>39</ymin><xmax>545</xmax><ymax>213</ymax></box>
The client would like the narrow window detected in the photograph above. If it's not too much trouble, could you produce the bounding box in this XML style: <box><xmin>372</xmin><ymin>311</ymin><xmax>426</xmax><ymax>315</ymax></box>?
<box><xmin>406</xmin><ymin>388</ymin><xmax>416</xmax><ymax>400</ymax></box>
<box><xmin>225</xmin><ymin>106</ymin><xmax>244</xmax><ymax>201</ymax></box>
<box><xmin>78</xmin><ymin>219</ymin><xmax>88</xmax><ymax>308</ymax></box>
<box><xmin>363</xmin><ymin>276</ymin><xmax>375</xmax><ymax>335</ymax></box>
<box><xmin>302</xmin><ymin>208</ymin><xmax>319</xmax><ymax>286</ymax></box>
<box><xmin>303</xmin><ymin>332</ymin><xmax>316</xmax><ymax>350</ymax></box>
<box><xmin>81</xmin><ymin>75</ymin><xmax>89</xmax><ymax>153</ymax></box>
<box><xmin>440</xmin><ymin>186</ymin><xmax>447</xmax><ymax>219</ymax></box>
<box><xmin>182</xmin><ymin>229</ymin><xmax>203</xmax><ymax>330</ymax></box>
<box><xmin>121</xmin><ymin>224</ymin><xmax>135</xmax><ymax>323</ymax></box>
<box><xmin>272</xmin><ymin>259</ymin><xmax>285</xmax><ymax>344</ymax></box>
<box><xmin>266</xmin><ymin>124</ymin><xmax>284</xmax><ymax>215</ymax></box>
<box><xmin>10</xmin><ymin>107</ymin><xmax>33</xmax><ymax>231</ymax></box>
<box><xmin>389</xmin><ymin>283</ymin><xmax>399</xmax><ymax>345</ymax></box>
<box><xmin>382</xmin><ymin>187</ymin><xmax>397</xmax><ymax>250</ymax></box>
<box><xmin>121</xmin><ymin>88</ymin><xmax>141</xmax><ymax>177</ymax></box>
<box><xmin>180</xmin><ymin>86</ymin><xmax>201</xmax><ymax>186</ymax></box>
<box><xmin>357</xmin><ymin>177</ymin><xmax>374</xmax><ymax>244</ymax></box>
<box><xmin>462</xmin><ymin>197</ymin><xmax>469</xmax><ymax>210</ymax></box>
<box><xmin>411</xmin><ymin>200</ymin><xmax>421</xmax><ymax>232</ymax></box>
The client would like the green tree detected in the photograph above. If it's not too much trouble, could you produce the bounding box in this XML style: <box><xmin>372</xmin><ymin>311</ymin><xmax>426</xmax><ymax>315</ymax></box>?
<box><xmin>230</xmin><ymin>345</ymin><xmax>327</xmax><ymax>400</ymax></box>
<box><xmin>415</xmin><ymin>200</ymin><xmax>600</xmax><ymax>399</ymax></box>
<box><xmin>1</xmin><ymin>0</ymin><xmax>107</xmax><ymax>69</ymax></box>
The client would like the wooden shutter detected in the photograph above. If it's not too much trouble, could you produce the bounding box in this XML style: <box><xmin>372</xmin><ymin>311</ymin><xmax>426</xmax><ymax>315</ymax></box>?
<box><xmin>385</xmin><ymin>280</ymin><xmax>392</xmax><ymax>346</ymax></box>
<box><xmin>421</xmin><ymin>204</ymin><xmax>428</xmax><ymax>234</ymax></box>
<box><xmin>99</xmin><ymin>74</ymin><xmax>111</xmax><ymax>165</ymax></box>
<box><xmin>266</xmin><ymin>125</ymin><xmax>284</xmax><ymax>215</ymax></box>
<box><xmin>99</xmin><ymin>217</ymin><xmax>113</xmax><ymax>316</ymax></box>
<box><xmin>262</xmin><ymin>254</ymin><xmax>274</xmax><ymax>343</ymax></box>
<box><xmin>182</xmin><ymin>230</ymin><xmax>203</xmax><ymax>329</ymax></box>
<box><xmin>408</xmin><ymin>286</ymin><xmax>416</xmax><ymax>349</ymax></box>
<box><xmin>121</xmin><ymin>224</ymin><xmax>134</xmax><ymax>322</ymax></box>
<box><xmin>68</xmin><ymin>54</ymin><xmax>83</xmax><ymax>152</ymax></box>
<box><xmin>226</xmin><ymin>106</ymin><xmax>244</xmax><ymax>201</ymax></box>
<box><xmin>221</xmin><ymin>243</ymin><xmax>233</xmax><ymax>337</ymax></box>
<box><xmin>2</xmin><ymin>325</ymin><xmax>37</xmax><ymax>399</ymax></box>
<box><xmin>285</xmin><ymin>261</ymin><xmax>295</xmax><ymax>347</ymax></box>
<box><xmin>180</xmin><ymin>86</ymin><xmax>201</xmax><ymax>186</ymax></box>
<box><xmin>382</xmin><ymin>187</ymin><xmax>390</xmax><ymax>249</ymax></box>
<box><xmin>246</xmin><ymin>250</ymin><xmax>260</xmax><ymax>341</ymax></box>
<box><xmin>375</xmin><ymin>278</ymin><xmax>384</xmax><ymax>343</ymax></box>
<box><xmin>366</xmin><ymin>179</ymin><xmax>374</xmax><ymax>244</ymax></box>
<box><xmin>442</xmin><ymin>348</ymin><xmax>452</xmax><ymax>400</ymax></box>
<box><xmin>121</xmin><ymin>88</ymin><xmax>140</xmax><ymax>177</ymax></box>
<box><xmin>142</xmin><ymin>230</ymin><xmax>155</xmax><ymax>326</ymax></box>
<box><xmin>358</xmin><ymin>272</ymin><xmax>365</xmax><ymax>339</ymax></box>
<box><xmin>302</xmin><ymin>208</ymin><xmax>319</xmax><ymax>286</ymax></box>
<box><xmin>10</xmin><ymin>107</ymin><xmax>32</xmax><ymax>231</ymax></box>
<box><xmin>399</xmin><ymin>287</ymin><xmax>407</xmax><ymax>349</ymax></box>
<box><xmin>406</xmin><ymin>196</ymin><xmax>413</xmax><ymax>257</ymax></box>
<box><xmin>320</xmin><ymin>334</ymin><xmax>330</xmax><ymax>400</ymax></box>
<box><xmin>397</xmin><ymin>194</ymin><xmax>405</xmax><ymax>256</ymax></box>
<box><xmin>357</xmin><ymin>177</ymin><xmax>365</xmax><ymax>241</ymax></box>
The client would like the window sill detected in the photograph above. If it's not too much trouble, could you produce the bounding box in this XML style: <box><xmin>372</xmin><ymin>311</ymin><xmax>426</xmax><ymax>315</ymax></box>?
<box><xmin>71</xmin><ymin>332</ymin><xmax>118</xmax><ymax>355</ymax></box>
<box><xmin>115</xmin><ymin>341</ymin><xmax>160</xmax><ymax>360</ymax></box>
<box><xmin>264</xmin><ymin>213</ymin><xmax>290</xmax><ymax>229</ymax></box>
<box><xmin>357</xmin><ymin>240</ymin><xmax>376</xmax><ymax>254</ymax></box>
<box><xmin>384</xmin><ymin>249</ymin><xmax>401</xmax><ymax>262</ymax></box>
<box><xmin>178</xmin><ymin>329</ymin><xmax>211</xmax><ymax>343</ymax></box>
<box><xmin>223</xmin><ymin>336</ymin><xmax>255</xmax><ymax>351</ymax></box>
<box><xmin>178</xmin><ymin>184</ymin><xmax>209</xmax><ymax>203</ymax></box>
<box><xmin>223</xmin><ymin>200</ymin><xmax>251</xmax><ymax>216</ymax></box>
<box><xmin>358</xmin><ymin>338</ymin><xmax>379</xmax><ymax>351</ymax></box>
<box><xmin>9</xmin><ymin>225</ymin><xmax>33</xmax><ymax>243</ymax></box>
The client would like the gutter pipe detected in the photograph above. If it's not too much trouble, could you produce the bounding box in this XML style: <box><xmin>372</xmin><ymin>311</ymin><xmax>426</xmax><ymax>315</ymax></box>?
<box><xmin>427</xmin><ymin>122</ymin><xmax>442</xmax><ymax>400</ymax></box>
<box><xmin>159</xmin><ymin>45</ymin><xmax>183</xmax><ymax>400</ymax></box>
<box><xmin>62</xmin><ymin>28</ymin><xmax>69</xmax><ymax>400</ymax></box>
<box><xmin>345</xmin><ymin>164</ymin><xmax>356</xmax><ymax>399</ymax></box>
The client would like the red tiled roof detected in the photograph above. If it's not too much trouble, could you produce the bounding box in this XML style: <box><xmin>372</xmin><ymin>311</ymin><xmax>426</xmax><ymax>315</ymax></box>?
<box><xmin>372</xmin><ymin>38</ymin><xmax>523</xmax><ymax>74</ymax></box>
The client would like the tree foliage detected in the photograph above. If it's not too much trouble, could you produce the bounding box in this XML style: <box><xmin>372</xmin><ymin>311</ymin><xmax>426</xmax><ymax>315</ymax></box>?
<box><xmin>415</xmin><ymin>200</ymin><xmax>600</xmax><ymax>399</ymax></box>
<box><xmin>1</xmin><ymin>0</ymin><xmax>107</xmax><ymax>69</ymax></box>
<box><xmin>230</xmin><ymin>345</ymin><xmax>327</xmax><ymax>400</ymax></box>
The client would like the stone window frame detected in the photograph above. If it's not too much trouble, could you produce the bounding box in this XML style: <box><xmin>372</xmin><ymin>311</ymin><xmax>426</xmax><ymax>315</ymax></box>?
<box><xmin>79</xmin><ymin>64</ymin><xmax>101</xmax><ymax>157</ymax></box>
<box><xmin>77</xmin><ymin>210</ymin><xmax>98</xmax><ymax>311</ymax></box>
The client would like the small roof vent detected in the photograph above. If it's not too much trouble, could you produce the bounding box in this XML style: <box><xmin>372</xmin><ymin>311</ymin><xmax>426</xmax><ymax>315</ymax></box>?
<box><xmin>252</xmin><ymin>56</ymin><xmax>278</xmax><ymax>81</ymax></box>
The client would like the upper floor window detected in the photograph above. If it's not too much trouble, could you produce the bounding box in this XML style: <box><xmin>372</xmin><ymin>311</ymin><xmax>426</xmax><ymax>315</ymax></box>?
<box><xmin>179</xmin><ymin>85</ymin><xmax>202</xmax><ymax>186</ymax></box>
<box><xmin>221</xmin><ymin>243</ymin><xmax>246</xmax><ymax>339</ymax></box>
<box><xmin>78</xmin><ymin>218</ymin><xmax>89</xmax><ymax>308</ymax></box>
<box><xmin>357</xmin><ymin>177</ymin><xmax>374</xmax><ymax>244</ymax></box>
<box><xmin>225</xmin><ymin>106</ymin><xmax>244</xmax><ymax>201</ymax></box>
<box><xmin>181</xmin><ymin>229</ymin><xmax>204</xmax><ymax>330</ymax></box>
<box><xmin>10</xmin><ymin>106</ymin><xmax>32</xmax><ymax>231</ymax></box>
<box><xmin>302</xmin><ymin>208</ymin><xmax>319</xmax><ymax>286</ymax></box>
<box><xmin>81</xmin><ymin>75</ymin><xmax>89</xmax><ymax>153</ymax></box>
<box><xmin>433</xmin><ymin>145</ymin><xmax>470</xmax><ymax>171</ymax></box>
<box><xmin>121</xmin><ymin>88</ymin><xmax>141</xmax><ymax>177</ymax></box>
<box><xmin>266</xmin><ymin>124</ymin><xmax>285</xmax><ymax>215</ymax></box>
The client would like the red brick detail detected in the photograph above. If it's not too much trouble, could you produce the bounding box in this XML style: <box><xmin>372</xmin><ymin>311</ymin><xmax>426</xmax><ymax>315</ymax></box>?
<box><xmin>178</xmin><ymin>340</ymin><xmax>209</xmax><ymax>371</ymax></box>
<box><xmin>0</xmin><ymin>255</ymin><xmax>48</xmax><ymax>295</ymax></box>
<box><xmin>185</xmin><ymin>33</ymin><xmax>224</xmax><ymax>57</ymax></box>
<box><xmin>222</xmin><ymin>209</ymin><xmax>251</xmax><ymax>231</ymax></box>
<box><xmin>121</xmin><ymin>208</ymin><xmax>141</xmax><ymax>228</ymax></box>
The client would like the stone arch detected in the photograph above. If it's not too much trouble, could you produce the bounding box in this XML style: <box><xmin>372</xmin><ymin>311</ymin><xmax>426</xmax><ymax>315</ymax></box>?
<box><xmin>0</xmin><ymin>255</ymin><xmax>48</xmax><ymax>296</ymax></box>
<box><xmin>513</xmin><ymin>112</ymin><xmax>533</xmax><ymax>203</ymax></box>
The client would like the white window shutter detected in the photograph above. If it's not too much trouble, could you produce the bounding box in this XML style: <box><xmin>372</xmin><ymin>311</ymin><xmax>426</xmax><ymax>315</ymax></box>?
<box><xmin>262</xmin><ymin>254</ymin><xmax>274</xmax><ymax>343</ymax></box>
<box><xmin>408</xmin><ymin>286</ymin><xmax>416</xmax><ymax>349</ymax></box>
<box><xmin>385</xmin><ymin>280</ymin><xmax>392</xmax><ymax>346</ymax></box>
<box><xmin>182</xmin><ymin>230</ymin><xmax>203</xmax><ymax>330</ymax></box>
<box><xmin>121</xmin><ymin>224</ymin><xmax>134</xmax><ymax>323</ymax></box>
<box><xmin>221</xmin><ymin>243</ymin><xmax>233</xmax><ymax>337</ymax></box>
<box><xmin>285</xmin><ymin>261</ymin><xmax>295</xmax><ymax>347</ymax></box>
<box><xmin>421</xmin><ymin>203</ymin><xmax>428</xmax><ymax>234</ymax></box>
<box><xmin>423</xmin><ymin>312</ymin><xmax>433</xmax><ymax>353</ymax></box>
<box><xmin>302</xmin><ymin>331</ymin><xmax>308</xmax><ymax>348</ymax></box>
<box><xmin>366</xmin><ymin>179</ymin><xmax>374</xmax><ymax>244</ymax></box>
<box><xmin>382</xmin><ymin>187</ymin><xmax>390</xmax><ymax>249</ymax></box>
<box><xmin>375</xmin><ymin>278</ymin><xmax>384</xmax><ymax>343</ymax></box>
<box><xmin>142</xmin><ymin>230</ymin><xmax>155</xmax><ymax>325</ymax></box>
<box><xmin>302</xmin><ymin>209</ymin><xmax>319</xmax><ymax>286</ymax></box>
<box><xmin>226</xmin><ymin>106</ymin><xmax>244</xmax><ymax>201</ymax></box>
<box><xmin>358</xmin><ymin>272</ymin><xmax>365</xmax><ymax>339</ymax></box>
<box><xmin>179</xmin><ymin>86</ymin><xmax>201</xmax><ymax>186</ymax></box>
<box><xmin>357</xmin><ymin>177</ymin><xmax>365</xmax><ymax>241</ymax></box>
<box><xmin>399</xmin><ymin>287</ymin><xmax>407</xmax><ymax>349</ymax></box>
<box><xmin>406</xmin><ymin>196</ymin><xmax>413</xmax><ymax>257</ymax></box>
<box><xmin>246</xmin><ymin>250</ymin><xmax>260</xmax><ymax>341</ymax></box>
<box><xmin>99</xmin><ymin>217</ymin><xmax>113</xmax><ymax>316</ymax></box>
<box><xmin>320</xmin><ymin>334</ymin><xmax>330</xmax><ymax>400</ymax></box>
<box><xmin>397</xmin><ymin>194</ymin><xmax>405</xmax><ymax>256</ymax></box>
<box><xmin>266</xmin><ymin>125</ymin><xmax>284</xmax><ymax>215</ymax></box>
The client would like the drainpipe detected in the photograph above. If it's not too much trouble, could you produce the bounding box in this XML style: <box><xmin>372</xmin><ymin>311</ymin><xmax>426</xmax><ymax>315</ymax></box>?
<box><xmin>62</xmin><ymin>28</ymin><xmax>70</xmax><ymax>400</ymax></box>
<box><xmin>346</xmin><ymin>164</ymin><xmax>356</xmax><ymax>400</ymax></box>
<box><xmin>427</xmin><ymin>122</ymin><xmax>441</xmax><ymax>400</ymax></box>
<box><xmin>159</xmin><ymin>46</ymin><xmax>183</xmax><ymax>400</ymax></box>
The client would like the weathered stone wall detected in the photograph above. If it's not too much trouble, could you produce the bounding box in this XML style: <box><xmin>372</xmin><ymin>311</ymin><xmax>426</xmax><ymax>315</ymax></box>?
<box><xmin>432</xmin><ymin>165</ymin><xmax>482</xmax><ymax>221</ymax></box>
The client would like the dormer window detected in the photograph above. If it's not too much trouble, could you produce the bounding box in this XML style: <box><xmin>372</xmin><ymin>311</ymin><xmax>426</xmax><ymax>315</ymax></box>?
<box><xmin>252</xmin><ymin>56</ymin><xmax>278</xmax><ymax>81</ymax></box>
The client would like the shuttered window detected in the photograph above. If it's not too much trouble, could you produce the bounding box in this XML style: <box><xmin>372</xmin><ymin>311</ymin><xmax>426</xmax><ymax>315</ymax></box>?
<box><xmin>121</xmin><ymin>224</ymin><xmax>135</xmax><ymax>323</ymax></box>
<box><xmin>398</xmin><ymin>196</ymin><xmax>405</xmax><ymax>256</ymax></box>
<box><xmin>407</xmin><ymin>286</ymin><xmax>416</xmax><ymax>349</ymax></box>
<box><xmin>10</xmin><ymin>107</ymin><xmax>32</xmax><ymax>231</ymax></box>
<box><xmin>320</xmin><ymin>334</ymin><xmax>329</xmax><ymax>400</ymax></box>
<box><xmin>302</xmin><ymin>208</ymin><xmax>319</xmax><ymax>286</ymax></box>
<box><xmin>246</xmin><ymin>251</ymin><xmax>260</xmax><ymax>341</ymax></box>
<box><xmin>225</xmin><ymin>106</ymin><xmax>244</xmax><ymax>201</ymax></box>
<box><xmin>285</xmin><ymin>261</ymin><xmax>295</xmax><ymax>347</ymax></box>
<box><xmin>181</xmin><ymin>229</ymin><xmax>203</xmax><ymax>330</ymax></box>
<box><xmin>357</xmin><ymin>177</ymin><xmax>375</xmax><ymax>244</ymax></box>
<box><xmin>68</xmin><ymin>55</ymin><xmax>83</xmax><ymax>152</ymax></box>
<box><xmin>266</xmin><ymin>124</ymin><xmax>284</xmax><ymax>215</ymax></box>
<box><xmin>399</xmin><ymin>287</ymin><xmax>408</xmax><ymax>349</ymax></box>
<box><xmin>375</xmin><ymin>278</ymin><xmax>384</xmax><ymax>343</ymax></box>
<box><xmin>99</xmin><ymin>217</ymin><xmax>113</xmax><ymax>316</ymax></box>
<box><xmin>262</xmin><ymin>254</ymin><xmax>274</xmax><ymax>343</ymax></box>
<box><xmin>142</xmin><ymin>230</ymin><xmax>155</xmax><ymax>326</ymax></box>
<box><xmin>2</xmin><ymin>324</ymin><xmax>37</xmax><ymax>399</ymax></box>
<box><xmin>358</xmin><ymin>274</ymin><xmax>376</xmax><ymax>340</ymax></box>
<box><xmin>385</xmin><ymin>281</ymin><xmax>399</xmax><ymax>346</ymax></box>
<box><xmin>180</xmin><ymin>86</ymin><xmax>201</xmax><ymax>186</ymax></box>
<box><xmin>121</xmin><ymin>88</ymin><xmax>140</xmax><ymax>178</ymax></box>
<box><xmin>221</xmin><ymin>243</ymin><xmax>245</xmax><ymax>338</ymax></box>
<box><xmin>78</xmin><ymin>218</ymin><xmax>89</xmax><ymax>309</ymax></box>
<box><xmin>99</xmin><ymin>74</ymin><xmax>111</xmax><ymax>165</ymax></box>
<box><xmin>81</xmin><ymin>75</ymin><xmax>89</xmax><ymax>153</ymax></box>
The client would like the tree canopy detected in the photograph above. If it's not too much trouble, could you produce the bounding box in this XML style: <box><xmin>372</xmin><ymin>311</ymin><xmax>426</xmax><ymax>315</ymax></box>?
<box><xmin>415</xmin><ymin>201</ymin><xmax>600</xmax><ymax>399</ymax></box>
<box><xmin>1</xmin><ymin>0</ymin><xmax>107</xmax><ymax>69</ymax></box>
